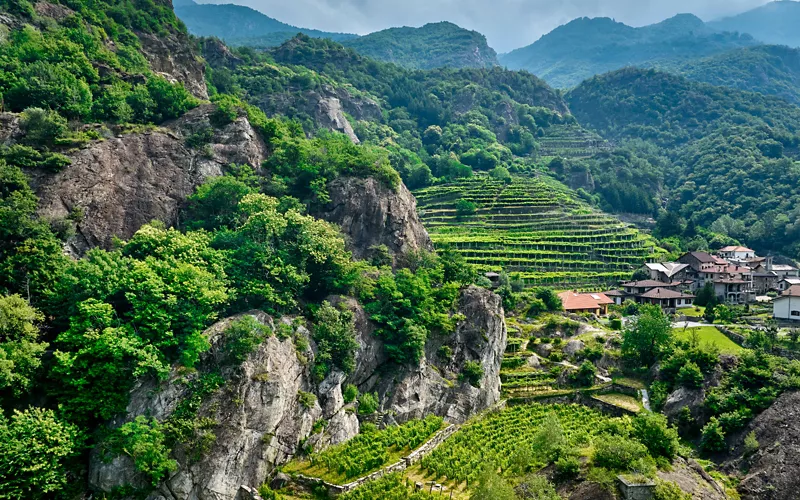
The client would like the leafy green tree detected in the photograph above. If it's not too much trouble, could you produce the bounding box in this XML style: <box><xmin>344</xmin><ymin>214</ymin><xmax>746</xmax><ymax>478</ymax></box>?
<box><xmin>531</xmin><ymin>414</ymin><xmax>565</xmax><ymax>463</ymax></box>
<box><xmin>0</xmin><ymin>294</ymin><xmax>47</xmax><ymax>398</ymax></box>
<box><xmin>312</xmin><ymin>301</ymin><xmax>358</xmax><ymax>381</ymax></box>
<box><xmin>223</xmin><ymin>315</ymin><xmax>272</xmax><ymax>364</ymax></box>
<box><xmin>570</xmin><ymin>360</ymin><xmax>597</xmax><ymax>387</ymax></box>
<box><xmin>534</xmin><ymin>288</ymin><xmax>562</xmax><ymax>311</ymax></box>
<box><xmin>631</xmin><ymin>412</ymin><xmax>679</xmax><ymax>460</ymax></box>
<box><xmin>489</xmin><ymin>166</ymin><xmax>512</xmax><ymax>183</ymax></box>
<box><xmin>470</xmin><ymin>466</ymin><xmax>517</xmax><ymax>500</ymax></box>
<box><xmin>455</xmin><ymin>199</ymin><xmax>477</xmax><ymax>217</ymax></box>
<box><xmin>343</xmin><ymin>384</ymin><xmax>358</xmax><ymax>404</ymax></box>
<box><xmin>358</xmin><ymin>392</ymin><xmax>379</xmax><ymax>415</ymax></box>
<box><xmin>517</xmin><ymin>475</ymin><xmax>561</xmax><ymax>500</ymax></box>
<box><xmin>50</xmin><ymin>299</ymin><xmax>168</xmax><ymax>424</ymax></box>
<box><xmin>677</xmin><ymin>361</ymin><xmax>704</xmax><ymax>389</ymax></box>
<box><xmin>462</xmin><ymin>360</ymin><xmax>484</xmax><ymax>387</ymax></box>
<box><xmin>700</xmin><ymin>417</ymin><xmax>727</xmax><ymax>453</ymax></box>
<box><xmin>106</xmin><ymin>416</ymin><xmax>177</xmax><ymax>487</ymax></box>
<box><xmin>19</xmin><ymin>108</ymin><xmax>68</xmax><ymax>148</ymax></box>
<box><xmin>592</xmin><ymin>434</ymin><xmax>650</xmax><ymax>471</ymax></box>
<box><xmin>622</xmin><ymin>304</ymin><xmax>673</xmax><ymax>367</ymax></box>
<box><xmin>0</xmin><ymin>407</ymin><xmax>82</xmax><ymax>499</ymax></box>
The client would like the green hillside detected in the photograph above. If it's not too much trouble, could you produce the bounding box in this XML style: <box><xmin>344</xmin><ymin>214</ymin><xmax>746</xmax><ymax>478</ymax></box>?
<box><xmin>708</xmin><ymin>0</ymin><xmax>800</xmax><ymax>48</ymax></box>
<box><xmin>174</xmin><ymin>0</ymin><xmax>357</xmax><ymax>46</ymax></box>
<box><xmin>414</xmin><ymin>174</ymin><xmax>663</xmax><ymax>288</ymax></box>
<box><xmin>341</xmin><ymin>22</ymin><xmax>498</xmax><ymax>70</ymax></box>
<box><xmin>677</xmin><ymin>45</ymin><xmax>800</xmax><ymax>104</ymax></box>
<box><xmin>567</xmin><ymin>67</ymin><xmax>800</xmax><ymax>259</ymax></box>
<box><xmin>500</xmin><ymin>14</ymin><xmax>757</xmax><ymax>88</ymax></box>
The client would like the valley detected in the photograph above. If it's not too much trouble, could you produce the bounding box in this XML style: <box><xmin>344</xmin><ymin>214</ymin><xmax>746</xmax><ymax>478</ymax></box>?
<box><xmin>1</xmin><ymin>0</ymin><xmax>800</xmax><ymax>499</ymax></box>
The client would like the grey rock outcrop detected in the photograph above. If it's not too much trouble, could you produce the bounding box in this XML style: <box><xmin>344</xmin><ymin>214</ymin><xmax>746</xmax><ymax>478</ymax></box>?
<box><xmin>318</xmin><ymin>176</ymin><xmax>434</xmax><ymax>267</ymax></box>
<box><xmin>315</xmin><ymin>96</ymin><xmax>360</xmax><ymax>144</ymax></box>
<box><xmin>26</xmin><ymin>105</ymin><xmax>267</xmax><ymax>254</ymax></box>
<box><xmin>137</xmin><ymin>29</ymin><xmax>208</xmax><ymax>99</ymax></box>
<box><xmin>89</xmin><ymin>287</ymin><xmax>506</xmax><ymax>499</ymax></box>
<box><xmin>563</xmin><ymin>340</ymin><xmax>585</xmax><ymax>357</ymax></box>
<box><xmin>724</xmin><ymin>391</ymin><xmax>800</xmax><ymax>500</ymax></box>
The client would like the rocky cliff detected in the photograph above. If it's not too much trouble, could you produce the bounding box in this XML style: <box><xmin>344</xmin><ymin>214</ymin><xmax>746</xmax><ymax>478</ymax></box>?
<box><xmin>25</xmin><ymin>105</ymin><xmax>267</xmax><ymax>254</ymax></box>
<box><xmin>89</xmin><ymin>286</ymin><xmax>506</xmax><ymax>499</ymax></box>
<box><xmin>723</xmin><ymin>391</ymin><xmax>800</xmax><ymax>500</ymax></box>
<box><xmin>317</xmin><ymin>176</ymin><xmax>434</xmax><ymax>267</ymax></box>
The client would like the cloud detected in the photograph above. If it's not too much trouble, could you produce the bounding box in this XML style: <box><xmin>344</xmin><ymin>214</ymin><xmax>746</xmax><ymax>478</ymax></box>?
<box><xmin>204</xmin><ymin>0</ymin><xmax>773</xmax><ymax>52</ymax></box>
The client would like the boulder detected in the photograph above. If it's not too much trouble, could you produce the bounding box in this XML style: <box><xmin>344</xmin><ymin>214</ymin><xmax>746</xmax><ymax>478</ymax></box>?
<box><xmin>25</xmin><ymin>105</ymin><xmax>267</xmax><ymax>255</ymax></box>
<box><xmin>534</xmin><ymin>342</ymin><xmax>554</xmax><ymax>358</ymax></box>
<box><xmin>563</xmin><ymin>340</ymin><xmax>585</xmax><ymax>357</ymax></box>
<box><xmin>662</xmin><ymin>387</ymin><xmax>705</xmax><ymax>422</ymax></box>
<box><xmin>318</xmin><ymin>176</ymin><xmax>434</xmax><ymax>267</ymax></box>
<box><xmin>527</xmin><ymin>354</ymin><xmax>542</xmax><ymax>368</ymax></box>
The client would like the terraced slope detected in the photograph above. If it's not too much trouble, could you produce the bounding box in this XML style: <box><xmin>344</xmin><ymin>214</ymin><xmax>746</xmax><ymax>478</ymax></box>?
<box><xmin>414</xmin><ymin>175</ymin><xmax>664</xmax><ymax>288</ymax></box>
<box><xmin>536</xmin><ymin>124</ymin><xmax>613</xmax><ymax>160</ymax></box>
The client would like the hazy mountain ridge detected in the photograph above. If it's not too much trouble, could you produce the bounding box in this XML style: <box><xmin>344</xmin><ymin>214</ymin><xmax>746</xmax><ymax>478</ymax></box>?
<box><xmin>709</xmin><ymin>0</ymin><xmax>800</xmax><ymax>48</ymax></box>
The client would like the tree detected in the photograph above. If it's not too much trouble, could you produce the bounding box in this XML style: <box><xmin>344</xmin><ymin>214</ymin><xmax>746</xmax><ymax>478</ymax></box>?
<box><xmin>312</xmin><ymin>301</ymin><xmax>358</xmax><ymax>381</ymax></box>
<box><xmin>677</xmin><ymin>362</ymin><xmax>704</xmax><ymax>389</ymax></box>
<box><xmin>489</xmin><ymin>166</ymin><xmax>512</xmax><ymax>183</ymax></box>
<box><xmin>105</xmin><ymin>416</ymin><xmax>177</xmax><ymax>487</ymax></box>
<box><xmin>0</xmin><ymin>295</ymin><xmax>47</xmax><ymax>398</ymax></box>
<box><xmin>455</xmin><ymin>199</ymin><xmax>477</xmax><ymax>217</ymax></box>
<box><xmin>694</xmin><ymin>282</ymin><xmax>716</xmax><ymax>307</ymax></box>
<box><xmin>531</xmin><ymin>414</ymin><xmax>565</xmax><ymax>463</ymax></box>
<box><xmin>700</xmin><ymin>417</ymin><xmax>727</xmax><ymax>453</ymax></box>
<box><xmin>622</xmin><ymin>304</ymin><xmax>673</xmax><ymax>367</ymax></box>
<box><xmin>19</xmin><ymin>108</ymin><xmax>68</xmax><ymax>148</ymax></box>
<box><xmin>470</xmin><ymin>466</ymin><xmax>517</xmax><ymax>500</ymax></box>
<box><xmin>570</xmin><ymin>360</ymin><xmax>597</xmax><ymax>387</ymax></box>
<box><xmin>517</xmin><ymin>475</ymin><xmax>561</xmax><ymax>500</ymax></box>
<box><xmin>0</xmin><ymin>407</ymin><xmax>81</xmax><ymax>499</ymax></box>
<box><xmin>632</xmin><ymin>412</ymin><xmax>679</xmax><ymax>460</ymax></box>
<box><xmin>462</xmin><ymin>360</ymin><xmax>484</xmax><ymax>387</ymax></box>
<box><xmin>534</xmin><ymin>288</ymin><xmax>563</xmax><ymax>311</ymax></box>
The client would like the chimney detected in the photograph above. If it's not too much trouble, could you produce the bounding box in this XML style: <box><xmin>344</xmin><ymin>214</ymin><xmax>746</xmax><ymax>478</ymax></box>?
<box><xmin>767</xmin><ymin>256</ymin><xmax>774</xmax><ymax>272</ymax></box>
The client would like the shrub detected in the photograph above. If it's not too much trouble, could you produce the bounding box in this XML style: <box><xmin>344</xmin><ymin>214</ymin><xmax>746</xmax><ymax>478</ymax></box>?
<box><xmin>654</xmin><ymin>480</ymin><xmax>691</xmax><ymax>500</ymax></box>
<box><xmin>106</xmin><ymin>416</ymin><xmax>177</xmax><ymax>487</ymax></box>
<box><xmin>570</xmin><ymin>360</ymin><xmax>597</xmax><ymax>387</ymax></box>
<box><xmin>609</xmin><ymin>318</ymin><xmax>623</xmax><ymax>330</ymax></box>
<box><xmin>223</xmin><ymin>316</ymin><xmax>271</xmax><ymax>364</ymax></box>
<box><xmin>257</xmin><ymin>484</ymin><xmax>278</xmax><ymax>500</ymax></box>
<box><xmin>700</xmin><ymin>417</ymin><xmax>726</xmax><ymax>453</ymax></box>
<box><xmin>677</xmin><ymin>362</ymin><xmax>704</xmax><ymax>389</ymax></box>
<box><xmin>455</xmin><ymin>199</ymin><xmax>477</xmax><ymax>217</ymax></box>
<box><xmin>298</xmin><ymin>391</ymin><xmax>317</xmax><ymax>410</ymax></box>
<box><xmin>462</xmin><ymin>360</ymin><xmax>484</xmax><ymax>387</ymax></box>
<box><xmin>592</xmin><ymin>434</ymin><xmax>649</xmax><ymax>471</ymax></box>
<box><xmin>631</xmin><ymin>412</ymin><xmax>679</xmax><ymax>460</ymax></box>
<box><xmin>343</xmin><ymin>384</ymin><xmax>359</xmax><ymax>404</ymax></box>
<box><xmin>312</xmin><ymin>301</ymin><xmax>358</xmax><ymax>381</ymax></box>
<box><xmin>743</xmin><ymin>431</ymin><xmax>759</xmax><ymax>455</ymax></box>
<box><xmin>555</xmin><ymin>454</ymin><xmax>581</xmax><ymax>480</ymax></box>
<box><xmin>438</xmin><ymin>345</ymin><xmax>453</xmax><ymax>361</ymax></box>
<box><xmin>516</xmin><ymin>475</ymin><xmax>561</xmax><ymax>500</ymax></box>
<box><xmin>20</xmin><ymin>108</ymin><xmax>68</xmax><ymax>148</ymax></box>
<box><xmin>358</xmin><ymin>392</ymin><xmax>379</xmax><ymax>415</ymax></box>
<box><xmin>0</xmin><ymin>408</ymin><xmax>82</xmax><ymax>498</ymax></box>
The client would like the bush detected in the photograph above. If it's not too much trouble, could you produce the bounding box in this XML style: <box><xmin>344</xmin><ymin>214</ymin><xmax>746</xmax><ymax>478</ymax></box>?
<box><xmin>462</xmin><ymin>360</ymin><xmax>484</xmax><ymax>387</ymax></box>
<box><xmin>106</xmin><ymin>416</ymin><xmax>177</xmax><ymax>487</ymax></box>
<box><xmin>515</xmin><ymin>475</ymin><xmax>561</xmax><ymax>500</ymax></box>
<box><xmin>20</xmin><ymin>108</ymin><xmax>68</xmax><ymax>148</ymax></box>
<box><xmin>438</xmin><ymin>345</ymin><xmax>453</xmax><ymax>361</ymax></box>
<box><xmin>743</xmin><ymin>431</ymin><xmax>759</xmax><ymax>455</ymax></box>
<box><xmin>609</xmin><ymin>317</ymin><xmax>623</xmax><ymax>330</ymax></box>
<box><xmin>358</xmin><ymin>392</ymin><xmax>379</xmax><ymax>415</ymax></box>
<box><xmin>223</xmin><ymin>316</ymin><xmax>271</xmax><ymax>364</ymax></box>
<box><xmin>592</xmin><ymin>434</ymin><xmax>650</xmax><ymax>471</ymax></box>
<box><xmin>455</xmin><ymin>199</ymin><xmax>477</xmax><ymax>217</ymax></box>
<box><xmin>631</xmin><ymin>412</ymin><xmax>679</xmax><ymax>460</ymax></box>
<box><xmin>654</xmin><ymin>480</ymin><xmax>691</xmax><ymax>500</ymax></box>
<box><xmin>555</xmin><ymin>454</ymin><xmax>581</xmax><ymax>480</ymax></box>
<box><xmin>570</xmin><ymin>360</ymin><xmax>597</xmax><ymax>387</ymax></box>
<box><xmin>700</xmin><ymin>417</ymin><xmax>726</xmax><ymax>453</ymax></box>
<box><xmin>298</xmin><ymin>391</ymin><xmax>317</xmax><ymax>410</ymax></box>
<box><xmin>677</xmin><ymin>361</ymin><xmax>704</xmax><ymax>389</ymax></box>
<box><xmin>343</xmin><ymin>384</ymin><xmax>358</xmax><ymax>404</ymax></box>
<box><xmin>0</xmin><ymin>408</ymin><xmax>82</xmax><ymax>498</ymax></box>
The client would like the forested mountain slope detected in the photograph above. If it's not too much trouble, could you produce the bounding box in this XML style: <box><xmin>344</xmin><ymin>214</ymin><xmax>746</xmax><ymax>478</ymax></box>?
<box><xmin>174</xmin><ymin>0</ymin><xmax>357</xmax><ymax>46</ymax></box>
<box><xmin>567</xmin><ymin>68</ymin><xmax>800</xmax><ymax>258</ymax></box>
<box><xmin>500</xmin><ymin>14</ymin><xmax>758</xmax><ymax>88</ymax></box>
<box><xmin>708</xmin><ymin>0</ymin><xmax>800</xmax><ymax>48</ymax></box>
<box><xmin>340</xmin><ymin>22</ymin><xmax>498</xmax><ymax>70</ymax></box>
<box><xmin>676</xmin><ymin>44</ymin><xmax>800</xmax><ymax>105</ymax></box>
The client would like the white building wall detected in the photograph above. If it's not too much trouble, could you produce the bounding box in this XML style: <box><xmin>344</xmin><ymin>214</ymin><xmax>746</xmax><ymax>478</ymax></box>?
<box><xmin>774</xmin><ymin>297</ymin><xmax>800</xmax><ymax>321</ymax></box>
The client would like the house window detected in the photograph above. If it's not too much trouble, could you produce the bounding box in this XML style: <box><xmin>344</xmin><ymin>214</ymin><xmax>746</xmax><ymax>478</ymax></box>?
<box><xmin>792</xmin><ymin>311</ymin><xmax>800</xmax><ymax>317</ymax></box>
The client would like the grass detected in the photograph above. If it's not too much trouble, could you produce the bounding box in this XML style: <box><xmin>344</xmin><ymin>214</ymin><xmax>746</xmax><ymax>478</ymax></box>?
<box><xmin>674</xmin><ymin>326</ymin><xmax>745</xmax><ymax>355</ymax></box>
<box><xmin>593</xmin><ymin>393</ymin><xmax>642</xmax><ymax>413</ymax></box>
<box><xmin>612</xmin><ymin>377</ymin><xmax>645</xmax><ymax>390</ymax></box>
<box><xmin>678</xmin><ymin>305</ymin><xmax>705</xmax><ymax>317</ymax></box>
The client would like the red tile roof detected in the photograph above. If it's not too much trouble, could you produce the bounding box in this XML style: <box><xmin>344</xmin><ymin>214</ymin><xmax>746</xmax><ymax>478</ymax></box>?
<box><xmin>720</xmin><ymin>246</ymin><xmax>754</xmax><ymax>253</ymax></box>
<box><xmin>622</xmin><ymin>280</ymin><xmax>680</xmax><ymax>288</ymax></box>
<box><xmin>637</xmin><ymin>288</ymin><xmax>695</xmax><ymax>300</ymax></box>
<box><xmin>559</xmin><ymin>292</ymin><xmax>613</xmax><ymax>311</ymax></box>
<box><xmin>781</xmin><ymin>285</ymin><xmax>800</xmax><ymax>298</ymax></box>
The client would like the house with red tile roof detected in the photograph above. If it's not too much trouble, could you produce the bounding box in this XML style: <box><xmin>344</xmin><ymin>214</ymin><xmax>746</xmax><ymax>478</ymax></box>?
<box><xmin>774</xmin><ymin>285</ymin><xmax>800</xmax><ymax>321</ymax></box>
<box><xmin>558</xmin><ymin>291</ymin><xmax>614</xmax><ymax>316</ymax></box>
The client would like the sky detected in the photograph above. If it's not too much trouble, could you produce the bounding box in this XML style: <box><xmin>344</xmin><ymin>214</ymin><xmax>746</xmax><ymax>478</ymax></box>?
<box><xmin>198</xmin><ymin>0</ymin><xmax>775</xmax><ymax>52</ymax></box>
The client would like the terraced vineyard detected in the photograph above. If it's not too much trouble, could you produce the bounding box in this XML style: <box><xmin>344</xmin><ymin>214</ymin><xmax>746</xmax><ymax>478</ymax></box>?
<box><xmin>419</xmin><ymin>403</ymin><xmax>614</xmax><ymax>485</ymax></box>
<box><xmin>536</xmin><ymin>124</ymin><xmax>613</xmax><ymax>159</ymax></box>
<box><xmin>414</xmin><ymin>174</ymin><xmax>665</xmax><ymax>288</ymax></box>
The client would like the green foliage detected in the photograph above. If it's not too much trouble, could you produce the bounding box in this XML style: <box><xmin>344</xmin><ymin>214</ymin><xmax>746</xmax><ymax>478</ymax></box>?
<box><xmin>298</xmin><ymin>391</ymin><xmax>316</xmax><ymax>410</ymax></box>
<box><xmin>462</xmin><ymin>360</ymin><xmax>484</xmax><ymax>387</ymax></box>
<box><xmin>455</xmin><ymin>198</ymin><xmax>478</xmax><ymax>217</ymax></box>
<box><xmin>700</xmin><ymin>417</ymin><xmax>727</xmax><ymax>453</ymax></box>
<box><xmin>0</xmin><ymin>407</ymin><xmax>81</xmax><ymax>499</ymax></box>
<box><xmin>516</xmin><ymin>475</ymin><xmax>562</xmax><ymax>500</ymax></box>
<box><xmin>0</xmin><ymin>144</ymin><xmax>71</xmax><ymax>172</ymax></box>
<box><xmin>535</xmin><ymin>288</ymin><xmax>563</xmax><ymax>312</ymax></box>
<box><xmin>162</xmin><ymin>373</ymin><xmax>224</xmax><ymax>463</ymax></box>
<box><xmin>654</xmin><ymin>480</ymin><xmax>691</xmax><ymax>500</ymax></box>
<box><xmin>743</xmin><ymin>431</ymin><xmax>759</xmax><ymax>455</ymax></box>
<box><xmin>19</xmin><ymin>108</ymin><xmax>68</xmax><ymax>147</ymax></box>
<box><xmin>592</xmin><ymin>434</ymin><xmax>651</xmax><ymax>473</ymax></box>
<box><xmin>223</xmin><ymin>315</ymin><xmax>272</xmax><ymax>364</ymax></box>
<box><xmin>0</xmin><ymin>294</ymin><xmax>46</xmax><ymax>398</ymax></box>
<box><xmin>342</xmin><ymin>384</ymin><xmax>358</xmax><ymax>404</ymax></box>
<box><xmin>622</xmin><ymin>304</ymin><xmax>673</xmax><ymax>367</ymax></box>
<box><xmin>676</xmin><ymin>361</ymin><xmax>704</xmax><ymax>389</ymax></box>
<box><xmin>555</xmin><ymin>455</ymin><xmax>581</xmax><ymax>481</ymax></box>
<box><xmin>631</xmin><ymin>412</ymin><xmax>679</xmax><ymax>461</ymax></box>
<box><xmin>470</xmin><ymin>466</ymin><xmax>517</xmax><ymax>500</ymax></box>
<box><xmin>570</xmin><ymin>360</ymin><xmax>597</xmax><ymax>387</ymax></box>
<box><xmin>311</xmin><ymin>301</ymin><xmax>358</xmax><ymax>381</ymax></box>
<box><xmin>357</xmin><ymin>391</ymin><xmax>379</xmax><ymax>415</ymax></box>
<box><xmin>106</xmin><ymin>416</ymin><xmax>177</xmax><ymax>487</ymax></box>
<box><xmin>337</xmin><ymin>472</ymin><xmax>429</xmax><ymax>500</ymax></box>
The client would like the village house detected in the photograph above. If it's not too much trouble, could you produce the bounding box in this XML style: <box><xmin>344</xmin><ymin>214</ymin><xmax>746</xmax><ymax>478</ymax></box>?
<box><xmin>604</xmin><ymin>280</ymin><xmax>694</xmax><ymax>312</ymax></box>
<box><xmin>642</xmin><ymin>263</ymin><xmax>691</xmax><ymax>284</ymax></box>
<box><xmin>558</xmin><ymin>291</ymin><xmax>613</xmax><ymax>316</ymax></box>
<box><xmin>773</xmin><ymin>285</ymin><xmax>800</xmax><ymax>322</ymax></box>
<box><xmin>778</xmin><ymin>278</ymin><xmax>800</xmax><ymax>292</ymax></box>
<box><xmin>718</xmin><ymin>246</ymin><xmax>756</xmax><ymax>261</ymax></box>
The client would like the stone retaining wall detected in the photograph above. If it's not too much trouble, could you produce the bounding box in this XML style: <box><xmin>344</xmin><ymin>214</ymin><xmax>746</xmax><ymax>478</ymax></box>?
<box><xmin>293</xmin><ymin>423</ymin><xmax>458</xmax><ymax>495</ymax></box>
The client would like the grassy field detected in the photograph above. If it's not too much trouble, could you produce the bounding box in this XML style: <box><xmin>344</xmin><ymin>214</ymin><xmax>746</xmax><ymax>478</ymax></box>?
<box><xmin>593</xmin><ymin>393</ymin><xmax>642</xmax><ymax>413</ymax></box>
<box><xmin>674</xmin><ymin>326</ymin><xmax>745</xmax><ymax>355</ymax></box>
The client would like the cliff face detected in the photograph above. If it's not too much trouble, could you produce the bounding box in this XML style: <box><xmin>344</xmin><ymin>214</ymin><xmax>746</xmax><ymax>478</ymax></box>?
<box><xmin>89</xmin><ymin>286</ymin><xmax>506</xmax><ymax>499</ymax></box>
<box><xmin>26</xmin><ymin>105</ymin><xmax>267</xmax><ymax>254</ymax></box>
<box><xmin>318</xmin><ymin>176</ymin><xmax>434</xmax><ymax>267</ymax></box>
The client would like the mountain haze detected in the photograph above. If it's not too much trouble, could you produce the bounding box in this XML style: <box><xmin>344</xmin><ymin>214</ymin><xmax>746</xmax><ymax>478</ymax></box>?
<box><xmin>174</xmin><ymin>0</ymin><xmax>357</xmax><ymax>46</ymax></box>
<box><xmin>709</xmin><ymin>0</ymin><xmax>800</xmax><ymax>48</ymax></box>
<box><xmin>500</xmin><ymin>14</ymin><xmax>758</xmax><ymax>88</ymax></box>
<box><xmin>341</xmin><ymin>22</ymin><xmax>498</xmax><ymax>70</ymax></box>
